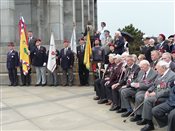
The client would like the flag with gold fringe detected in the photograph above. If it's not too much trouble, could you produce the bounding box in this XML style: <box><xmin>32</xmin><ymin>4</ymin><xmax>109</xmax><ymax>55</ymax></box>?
<box><xmin>84</xmin><ymin>32</ymin><xmax>92</xmax><ymax>69</ymax></box>
<box><xmin>19</xmin><ymin>16</ymin><xmax>30</xmax><ymax>75</ymax></box>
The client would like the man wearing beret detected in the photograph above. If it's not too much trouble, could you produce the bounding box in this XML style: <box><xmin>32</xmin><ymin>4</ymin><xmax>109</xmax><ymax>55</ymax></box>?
<box><xmin>31</xmin><ymin>39</ymin><xmax>47</xmax><ymax>86</ymax></box>
<box><xmin>60</xmin><ymin>40</ymin><xmax>74</xmax><ymax>86</ymax></box>
<box><xmin>155</xmin><ymin>34</ymin><xmax>168</xmax><ymax>52</ymax></box>
<box><xmin>6</xmin><ymin>42</ymin><xmax>19</xmax><ymax>86</ymax></box>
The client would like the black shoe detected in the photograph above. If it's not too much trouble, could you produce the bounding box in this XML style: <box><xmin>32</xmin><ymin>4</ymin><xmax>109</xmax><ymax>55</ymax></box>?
<box><xmin>97</xmin><ymin>99</ymin><xmax>108</xmax><ymax>104</ymax></box>
<box><xmin>20</xmin><ymin>84</ymin><xmax>26</xmax><ymax>86</ymax></box>
<box><xmin>116</xmin><ymin>108</ymin><xmax>127</xmax><ymax>113</ymax></box>
<box><xmin>109</xmin><ymin>105</ymin><xmax>119</xmax><ymax>111</ymax></box>
<box><xmin>130</xmin><ymin>115</ymin><xmax>142</xmax><ymax>122</ymax></box>
<box><xmin>121</xmin><ymin>111</ymin><xmax>133</xmax><ymax>117</ymax></box>
<box><xmin>8</xmin><ymin>84</ymin><xmax>13</xmax><ymax>86</ymax></box>
<box><xmin>42</xmin><ymin>84</ymin><xmax>46</xmax><ymax>86</ymax></box>
<box><xmin>35</xmin><ymin>84</ymin><xmax>41</xmax><ymax>86</ymax></box>
<box><xmin>137</xmin><ymin>119</ymin><xmax>148</xmax><ymax>125</ymax></box>
<box><xmin>93</xmin><ymin>96</ymin><xmax>100</xmax><ymax>100</ymax></box>
<box><xmin>140</xmin><ymin>124</ymin><xmax>154</xmax><ymax>131</ymax></box>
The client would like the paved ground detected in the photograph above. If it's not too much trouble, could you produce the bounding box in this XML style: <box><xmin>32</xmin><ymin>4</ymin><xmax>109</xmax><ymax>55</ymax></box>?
<box><xmin>0</xmin><ymin>86</ymin><xmax>165</xmax><ymax>131</ymax></box>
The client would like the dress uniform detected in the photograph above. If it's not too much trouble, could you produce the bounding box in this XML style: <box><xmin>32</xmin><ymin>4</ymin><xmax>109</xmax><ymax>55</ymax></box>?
<box><xmin>6</xmin><ymin>42</ymin><xmax>19</xmax><ymax>86</ymax></box>
<box><xmin>77</xmin><ymin>38</ymin><xmax>89</xmax><ymax>86</ymax></box>
<box><xmin>60</xmin><ymin>40</ymin><xmax>74</xmax><ymax>86</ymax></box>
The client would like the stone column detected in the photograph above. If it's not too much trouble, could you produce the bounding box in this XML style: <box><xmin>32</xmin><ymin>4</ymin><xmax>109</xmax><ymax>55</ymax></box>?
<box><xmin>47</xmin><ymin>0</ymin><xmax>64</xmax><ymax>49</ymax></box>
<box><xmin>0</xmin><ymin>0</ymin><xmax>15</xmax><ymax>44</ymax></box>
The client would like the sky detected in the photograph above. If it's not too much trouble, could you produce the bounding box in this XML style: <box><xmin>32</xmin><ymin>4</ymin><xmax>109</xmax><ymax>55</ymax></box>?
<box><xmin>97</xmin><ymin>0</ymin><xmax>175</xmax><ymax>38</ymax></box>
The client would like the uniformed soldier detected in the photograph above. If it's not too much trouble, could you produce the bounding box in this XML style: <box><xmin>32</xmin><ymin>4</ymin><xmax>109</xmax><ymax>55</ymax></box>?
<box><xmin>60</xmin><ymin>40</ymin><xmax>74</xmax><ymax>86</ymax></box>
<box><xmin>6</xmin><ymin>42</ymin><xmax>19</xmax><ymax>86</ymax></box>
<box><xmin>77</xmin><ymin>38</ymin><xmax>89</xmax><ymax>86</ymax></box>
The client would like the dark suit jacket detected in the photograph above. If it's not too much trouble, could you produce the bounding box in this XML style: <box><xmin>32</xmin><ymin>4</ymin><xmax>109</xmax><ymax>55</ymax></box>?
<box><xmin>134</xmin><ymin>69</ymin><xmax>158</xmax><ymax>91</ymax></box>
<box><xmin>119</xmin><ymin>64</ymin><xmax>140</xmax><ymax>86</ymax></box>
<box><xmin>148</xmin><ymin>69</ymin><xmax>175</xmax><ymax>98</ymax></box>
<box><xmin>32</xmin><ymin>46</ymin><xmax>47</xmax><ymax>67</ymax></box>
<box><xmin>6</xmin><ymin>50</ymin><xmax>19</xmax><ymax>69</ymax></box>
<box><xmin>114</xmin><ymin>36</ymin><xmax>125</xmax><ymax>55</ymax></box>
<box><xmin>170</xmin><ymin>62</ymin><xmax>175</xmax><ymax>72</ymax></box>
<box><xmin>77</xmin><ymin>45</ymin><xmax>85</xmax><ymax>64</ymax></box>
<box><xmin>167</xmin><ymin>85</ymin><xmax>175</xmax><ymax>107</ymax></box>
<box><xmin>109</xmin><ymin>62</ymin><xmax>123</xmax><ymax>85</ymax></box>
<box><xmin>60</xmin><ymin>47</ymin><xmax>74</xmax><ymax>70</ymax></box>
<box><xmin>155</xmin><ymin>41</ymin><xmax>169</xmax><ymax>52</ymax></box>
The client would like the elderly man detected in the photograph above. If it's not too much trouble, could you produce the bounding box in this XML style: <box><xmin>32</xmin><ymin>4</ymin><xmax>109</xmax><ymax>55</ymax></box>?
<box><xmin>130</xmin><ymin>60</ymin><xmax>157</xmax><ymax>122</ymax></box>
<box><xmin>139</xmin><ymin>61</ymin><xmax>175</xmax><ymax>131</ymax></box>
<box><xmin>161</xmin><ymin>52</ymin><xmax>175</xmax><ymax>72</ymax></box>
<box><xmin>116</xmin><ymin>55</ymin><xmax>140</xmax><ymax>113</ymax></box>
<box><xmin>113</xmin><ymin>31</ymin><xmax>125</xmax><ymax>55</ymax></box>
<box><xmin>155</xmin><ymin>34</ymin><xmax>168</xmax><ymax>52</ymax></box>
<box><xmin>152</xmin><ymin>84</ymin><xmax>175</xmax><ymax>129</ymax></box>
<box><xmin>150</xmin><ymin>50</ymin><xmax>160</xmax><ymax>69</ymax></box>
<box><xmin>109</xmin><ymin>54</ymin><xmax>124</xmax><ymax>111</ymax></box>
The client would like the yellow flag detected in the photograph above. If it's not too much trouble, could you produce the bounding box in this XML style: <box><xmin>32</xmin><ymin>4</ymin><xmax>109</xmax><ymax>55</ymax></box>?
<box><xmin>19</xmin><ymin>17</ymin><xmax>30</xmax><ymax>75</ymax></box>
<box><xmin>84</xmin><ymin>32</ymin><xmax>92</xmax><ymax>69</ymax></box>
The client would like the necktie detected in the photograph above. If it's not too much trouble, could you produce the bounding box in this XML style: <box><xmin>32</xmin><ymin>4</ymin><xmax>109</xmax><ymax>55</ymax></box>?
<box><xmin>143</xmin><ymin>72</ymin><xmax>147</xmax><ymax>80</ymax></box>
<box><xmin>81</xmin><ymin>45</ymin><xmax>84</xmax><ymax>52</ymax></box>
<box><xmin>64</xmin><ymin>48</ymin><xmax>67</xmax><ymax>55</ymax></box>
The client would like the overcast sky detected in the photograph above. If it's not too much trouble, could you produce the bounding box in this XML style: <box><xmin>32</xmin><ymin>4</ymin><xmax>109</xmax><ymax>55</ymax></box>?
<box><xmin>97</xmin><ymin>0</ymin><xmax>174</xmax><ymax>38</ymax></box>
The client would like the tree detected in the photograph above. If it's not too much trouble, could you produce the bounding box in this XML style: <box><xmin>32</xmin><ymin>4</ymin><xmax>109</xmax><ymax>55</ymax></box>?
<box><xmin>118</xmin><ymin>24</ymin><xmax>144</xmax><ymax>55</ymax></box>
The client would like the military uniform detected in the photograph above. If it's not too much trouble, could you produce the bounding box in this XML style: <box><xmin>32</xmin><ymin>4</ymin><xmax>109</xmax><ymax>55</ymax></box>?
<box><xmin>7</xmin><ymin>50</ymin><xmax>19</xmax><ymax>86</ymax></box>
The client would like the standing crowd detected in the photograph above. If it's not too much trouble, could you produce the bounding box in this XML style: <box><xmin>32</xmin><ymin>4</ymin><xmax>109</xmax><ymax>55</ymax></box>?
<box><xmin>6</xmin><ymin>21</ymin><xmax>175</xmax><ymax>131</ymax></box>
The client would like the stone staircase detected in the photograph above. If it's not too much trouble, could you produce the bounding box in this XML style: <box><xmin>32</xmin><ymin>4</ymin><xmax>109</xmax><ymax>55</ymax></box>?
<box><xmin>0</xmin><ymin>45</ymin><xmax>94</xmax><ymax>86</ymax></box>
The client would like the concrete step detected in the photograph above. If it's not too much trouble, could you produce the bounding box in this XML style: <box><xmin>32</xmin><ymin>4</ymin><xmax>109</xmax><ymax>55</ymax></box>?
<box><xmin>0</xmin><ymin>73</ymin><xmax>94</xmax><ymax>85</ymax></box>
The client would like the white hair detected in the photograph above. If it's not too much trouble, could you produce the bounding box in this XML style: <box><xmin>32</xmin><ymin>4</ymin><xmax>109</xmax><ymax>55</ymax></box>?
<box><xmin>149</xmin><ymin>38</ymin><xmax>155</xmax><ymax>44</ymax></box>
<box><xmin>114</xmin><ymin>54</ymin><xmax>122</xmax><ymax>60</ymax></box>
<box><xmin>121</xmin><ymin>52</ymin><xmax>129</xmax><ymax>57</ymax></box>
<box><xmin>115</xmin><ymin>31</ymin><xmax>122</xmax><ymax>36</ymax></box>
<box><xmin>139</xmin><ymin>60</ymin><xmax>150</xmax><ymax>66</ymax></box>
<box><xmin>156</xmin><ymin>60</ymin><xmax>169</xmax><ymax>69</ymax></box>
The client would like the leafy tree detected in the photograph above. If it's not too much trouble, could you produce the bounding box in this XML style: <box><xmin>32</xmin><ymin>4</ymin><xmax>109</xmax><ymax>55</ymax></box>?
<box><xmin>118</xmin><ymin>24</ymin><xmax>144</xmax><ymax>55</ymax></box>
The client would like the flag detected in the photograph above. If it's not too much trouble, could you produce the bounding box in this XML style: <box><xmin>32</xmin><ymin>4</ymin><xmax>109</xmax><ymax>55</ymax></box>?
<box><xmin>47</xmin><ymin>32</ymin><xmax>56</xmax><ymax>72</ymax></box>
<box><xmin>19</xmin><ymin>16</ymin><xmax>30</xmax><ymax>75</ymax></box>
<box><xmin>70</xmin><ymin>26</ymin><xmax>77</xmax><ymax>53</ymax></box>
<box><xmin>84</xmin><ymin>32</ymin><xmax>92</xmax><ymax>69</ymax></box>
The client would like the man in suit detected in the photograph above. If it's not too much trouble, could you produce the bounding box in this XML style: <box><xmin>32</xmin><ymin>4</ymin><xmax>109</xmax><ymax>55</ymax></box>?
<box><xmin>109</xmin><ymin>54</ymin><xmax>124</xmax><ymax>111</ymax></box>
<box><xmin>31</xmin><ymin>39</ymin><xmax>47</xmax><ymax>86</ymax></box>
<box><xmin>168</xmin><ymin>109</ymin><xmax>175</xmax><ymax>131</ymax></box>
<box><xmin>139</xmin><ymin>61</ymin><xmax>175</xmax><ymax>131</ymax></box>
<box><xmin>152</xmin><ymin>83</ymin><xmax>175</xmax><ymax>129</ymax></box>
<box><xmin>6</xmin><ymin>42</ymin><xmax>19</xmax><ymax>86</ymax></box>
<box><xmin>28</xmin><ymin>31</ymin><xmax>36</xmax><ymax>61</ymax></box>
<box><xmin>77</xmin><ymin>38</ymin><xmax>89</xmax><ymax>86</ymax></box>
<box><xmin>116</xmin><ymin>55</ymin><xmax>140</xmax><ymax>113</ymax></box>
<box><xmin>129</xmin><ymin>60</ymin><xmax>157</xmax><ymax>122</ymax></box>
<box><xmin>140</xmin><ymin>36</ymin><xmax>152</xmax><ymax>62</ymax></box>
<box><xmin>155</xmin><ymin>34</ymin><xmax>168</xmax><ymax>52</ymax></box>
<box><xmin>113</xmin><ymin>31</ymin><xmax>125</xmax><ymax>55</ymax></box>
<box><xmin>150</xmin><ymin>50</ymin><xmax>160</xmax><ymax>70</ymax></box>
<box><xmin>161</xmin><ymin>52</ymin><xmax>175</xmax><ymax>72</ymax></box>
<box><xmin>60</xmin><ymin>40</ymin><xmax>74</xmax><ymax>86</ymax></box>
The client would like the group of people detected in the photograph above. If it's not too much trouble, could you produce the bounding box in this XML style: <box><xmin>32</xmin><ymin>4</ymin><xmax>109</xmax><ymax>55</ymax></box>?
<box><xmin>92</xmin><ymin>33</ymin><xmax>175</xmax><ymax>131</ymax></box>
<box><xmin>6</xmin><ymin>21</ymin><xmax>175</xmax><ymax>131</ymax></box>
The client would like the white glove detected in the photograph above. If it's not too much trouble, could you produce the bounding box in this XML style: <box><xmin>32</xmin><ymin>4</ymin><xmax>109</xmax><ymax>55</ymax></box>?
<box><xmin>43</xmin><ymin>62</ymin><xmax>46</xmax><ymax>66</ymax></box>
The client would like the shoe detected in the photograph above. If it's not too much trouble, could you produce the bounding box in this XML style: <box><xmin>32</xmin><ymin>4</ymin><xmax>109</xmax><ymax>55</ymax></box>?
<box><xmin>116</xmin><ymin>108</ymin><xmax>127</xmax><ymax>113</ymax></box>
<box><xmin>35</xmin><ymin>84</ymin><xmax>40</xmax><ymax>86</ymax></box>
<box><xmin>42</xmin><ymin>84</ymin><xmax>46</xmax><ymax>86</ymax></box>
<box><xmin>121</xmin><ymin>111</ymin><xmax>133</xmax><ymax>117</ymax></box>
<box><xmin>140</xmin><ymin>124</ymin><xmax>154</xmax><ymax>131</ymax></box>
<box><xmin>20</xmin><ymin>84</ymin><xmax>26</xmax><ymax>86</ymax></box>
<box><xmin>137</xmin><ymin>119</ymin><xmax>148</xmax><ymax>125</ymax></box>
<box><xmin>8</xmin><ymin>84</ymin><xmax>13</xmax><ymax>86</ymax></box>
<box><xmin>97</xmin><ymin>99</ymin><xmax>108</xmax><ymax>104</ymax></box>
<box><xmin>93</xmin><ymin>96</ymin><xmax>100</xmax><ymax>100</ymax></box>
<box><xmin>130</xmin><ymin>115</ymin><xmax>142</xmax><ymax>122</ymax></box>
<box><xmin>105</xmin><ymin>100</ymin><xmax>112</xmax><ymax>105</ymax></box>
<box><xmin>109</xmin><ymin>105</ymin><xmax>120</xmax><ymax>111</ymax></box>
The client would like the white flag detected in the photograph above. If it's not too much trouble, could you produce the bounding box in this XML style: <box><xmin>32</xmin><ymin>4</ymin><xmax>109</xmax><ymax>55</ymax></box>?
<box><xmin>47</xmin><ymin>33</ymin><xmax>56</xmax><ymax>72</ymax></box>
<box><xmin>70</xmin><ymin>27</ymin><xmax>77</xmax><ymax>53</ymax></box>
